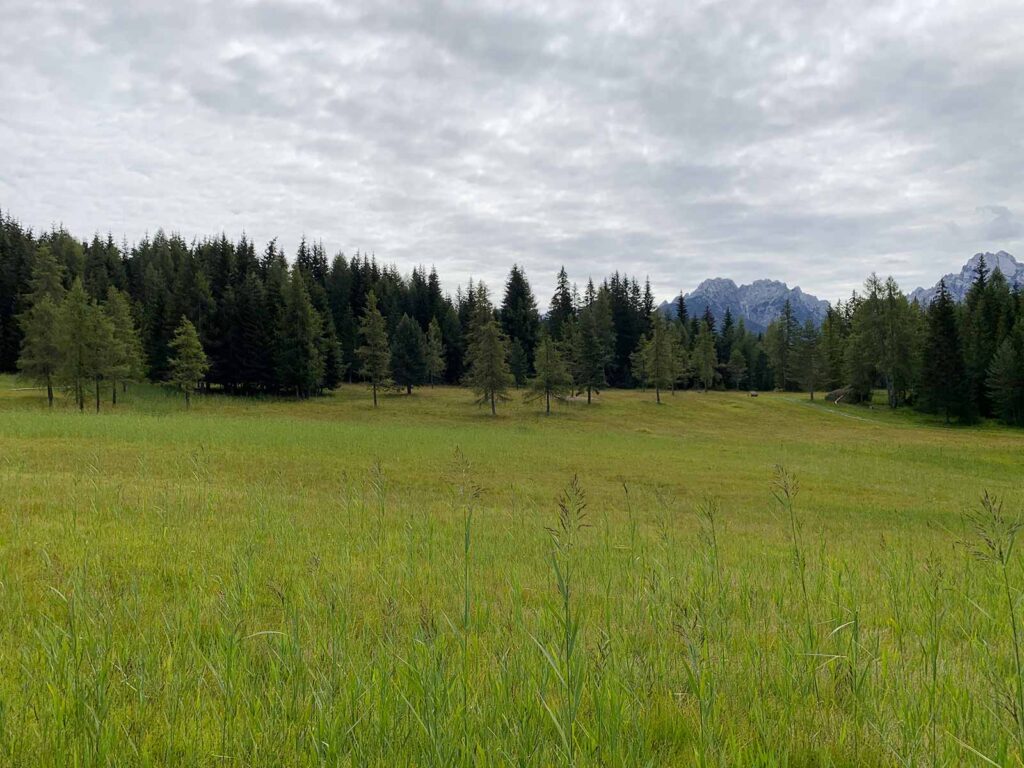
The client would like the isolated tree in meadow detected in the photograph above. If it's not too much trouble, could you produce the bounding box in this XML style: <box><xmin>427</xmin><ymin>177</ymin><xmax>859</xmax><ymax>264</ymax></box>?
<box><xmin>694</xmin><ymin>320</ymin><xmax>718</xmax><ymax>392</ymax></box>
<box><xmin>103</xmin><ymin>287</ymin><xmax>145</xmax><ymax>404</ymax></box>
<box><xmin>527</xmin><ymin>333</ymin><xmax>573</xmax><ymax>414</ymax></box>
<box><xmin>55</xmin><ymin>279</ymin><xmax>112</xmax><ymax>412</ymax></box>
<box><xmin>391</xmin><ymin>313</ymin><xmax>426</xmax><ymax>394</ymax></box>
<box><xmin>918</xmin><ymin>279</ymin><xmax>968</xmax><ymax>422</ymax></box>
<box><xmin>357</xmin><ymin>290</ymin><xmax>391</xmax><ymax>407</ymax></box>
<box><xmin>168</xmin><ymin>316</ymin><xmax>209</xmax><ymax>408</ymax></box>
<box><xmin>276</xmin><ymin>270</ymin><xmax>324</xmax><ymax>398</ymax></box>
<box><xmin>793</xmin><ymin>319</ymin><xmax>824</xmax><ymax>400</ymax></box>
<box><xmin>18</xmin><ymin>244</ymin><xmax>66</xmax><ymax>407</ymax></box>
<box><xmin>465</xmin><ymin>310</ymin><xmax>513</xmax><ymax>416</ymax></box>
<box><xmin>424</xmin><ymin>317</ymin><xmax>446</xmax><ymax>386</ymax></box>
<box><xmin>640</xmin><ymin>312</ymin><xmax>677</xmax><ymax>403</ymax></box>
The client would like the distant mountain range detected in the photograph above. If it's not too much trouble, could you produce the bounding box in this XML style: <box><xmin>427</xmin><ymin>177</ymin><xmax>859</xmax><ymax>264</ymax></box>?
<box><xmin>655</xmin><ymin>250</ymin><xmax>1020</xmax><ymax>333</ymax></box>
<box><xmin>658</xmin><ymin>278</ymin><xmax>829</xmax><ymax>334</ymax></box>
<box><xmin>909</xmin><ymin>251</ymin><xmax>1023</xmax><ymax>305</ymax></box>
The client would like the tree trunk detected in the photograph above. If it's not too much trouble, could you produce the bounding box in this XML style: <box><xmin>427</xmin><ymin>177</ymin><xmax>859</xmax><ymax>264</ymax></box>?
<box><xmin>185</xmin><ymin>389</ymin><xmax>191</xmax><ymax>409</ymax></box>
<box><xmin>112</xmin><ymin>382</ymin><xmax>117</xmax><ymax>406</ymax></box>
<box><xmin>95</xmin><ymin>378</ymin><xmax>100</xmax><ymax>413</ymax></box>
<box><xmin>587</xmin><ymin>386</ymin><xmax>592</xmax><ymax>405</ymax></box>
<box><xmin>490</xmin><ymin>391</ymin><xmax>496</xmax><ymax>416</ymax></box>
<box><xmin>546</xmin><ymin>390</ymin><xmax>551</xmax><ymax>415</ymax></box>
<box><xmin>77</xmin><ymin>380</ymin><xmax>84</xmax><ymax>411</ymax></box>
<box><xmin>406</xmin><ymin>383</ymin><xmax>412</xmax><ymax>395</ymax></box>
<box><xmin>372</xmin><ymin>382</ymin><xmax>378</xmax><ymax>407</ymax></box>
<box><xmin>46</xmin><ymin>374</ymin><xmax>53</xmax><ymax>408</ymax></box>
<box><xmin>656</xmin><ymin>385</ymin><xmax>661</xmax><ymax>404</ymax></box>
<box><xmin>809</xmin><ymin>389</ymin><xmax>814</xmax><ymax>401</ymax></box>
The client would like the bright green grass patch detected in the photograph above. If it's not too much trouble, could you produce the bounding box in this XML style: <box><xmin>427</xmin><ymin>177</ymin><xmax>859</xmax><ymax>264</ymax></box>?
<box><xmin>0</xmin><ymin>378</ymin><xmax>1023</xmax><ymax>765</ymax></box>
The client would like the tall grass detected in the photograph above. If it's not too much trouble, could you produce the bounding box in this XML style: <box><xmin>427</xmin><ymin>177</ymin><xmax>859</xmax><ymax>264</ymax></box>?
<box><xmin>2</xmin><ymin>384</ymin><xmax>1024</xmax><ymax>763</ymax></box>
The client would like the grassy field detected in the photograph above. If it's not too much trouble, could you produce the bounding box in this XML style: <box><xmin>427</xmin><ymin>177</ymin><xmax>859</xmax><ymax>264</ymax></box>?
<box><xmin>1</xmin><ymin>377</ymin><xmax>1023</xmax><ymax>766</ymax></box>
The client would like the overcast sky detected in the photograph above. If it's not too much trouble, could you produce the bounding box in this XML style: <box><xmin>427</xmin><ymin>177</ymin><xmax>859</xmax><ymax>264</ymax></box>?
<box><xmin>2</xmin><ymin>0</ymin><xmax>1022</xmax><ymax>303</ymax></box>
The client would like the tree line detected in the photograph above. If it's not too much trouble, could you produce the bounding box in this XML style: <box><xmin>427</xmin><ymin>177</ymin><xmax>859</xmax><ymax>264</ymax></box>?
<box><xmin>1</xmin><ymin>210</ymin><xmax>1022</xmax><ymax>423</ymax></box>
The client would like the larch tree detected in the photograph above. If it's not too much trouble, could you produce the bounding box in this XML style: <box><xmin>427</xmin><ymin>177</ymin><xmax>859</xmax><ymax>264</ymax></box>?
<box><xmin>571</xmin><ymin>287</ymin><xmax>614</xmax><ymax>403</ymax></box>
<box><xmin>424</xmin><ymin>317</ymin><xmax>446</xmax><ymax>386</ymax></box>
<box><xmin>390</xmin><ymin>313</ymin><xmax>426</xmax><ymax>394</ymax></box>
<box><xmin>104</xmin><ymin>287</ymin><xmax>145</xmax><ymax>404</ymax></box>
<box><xmin>168</xmin><ymin>316</ymin><xmax>209</xmax><ymax>408</ymax></box>
<box><xmin>18</xmin><ymin>244</ymin><xmax>66</xmax><ymax>407</ymax></box>
<box><xmin>55</xmin><ymin>279</ymin><xmax>110</xmax><ymax>412</ymax></box>
<box><xmin>357</xmin><ymin>290</ymin><xmax>391</xmax><ymax>407</ymax></box>
<box><xmin>527</xmin><ymin>332</ymin><xmax>573</xmax><ymax>414</ymax></box>
<box><xmin>694</xmin><ymin>320</ymin><xmax>717</xmax><ymax>393</ymax></box>
<box><xmin>793</xmin><ymin>319</ymin><xmax>823</xmax><ymax>400</ymax></box>
<box><xmin>465</xmin><ymin>302</ymin><xmax>513</xmax><ymax>416</ymax></box>
<box><xmin>726</xmin><ymin>346</ymin><xmax>747</xmax><ymax>390</ymax></box>
<box><xmin>640</xmin><ymin>312</ymin><xmax>677</xmax><ymax>403</ymax></box>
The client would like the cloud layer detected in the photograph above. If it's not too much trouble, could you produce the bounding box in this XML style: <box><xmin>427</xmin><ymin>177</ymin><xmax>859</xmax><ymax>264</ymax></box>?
<box><xmin>2</xmin><ymin>0</ymin><xmax>1023</xmax><ymax>301</ymax></box>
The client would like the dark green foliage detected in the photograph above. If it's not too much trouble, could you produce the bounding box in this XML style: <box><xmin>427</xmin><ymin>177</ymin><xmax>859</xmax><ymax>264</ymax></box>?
<box><xmin>275</xmin><ymin>270</ymin><xmax>324</xmax><ymax>398</ymax></box>
<box><xmin>425</xmin><ymin>318</ymin><xmax>446</xmax><ymax>386</ymax></box>
<box><xmin>694</xmin><ymin>320</ymin><xmax>717</xmax><ymax>392</ymax></box>
<box><xmin>987</xmin><ymin>321</ymin><xmax>1024</xmax><ymax>426</ymax></box>
<box><xmin>793</xmin><ymin>319</ymin><xmax>824</xmax><ymax>400</ymax></box>
<box><xmin>391</xmin><ymin>314</ymin><xmax>426</xmax><ymax>394</ymax></box>
<box><xmin>465</xmin><ymin>295</ymin><xmax>513</xmax><ymax>416</ymax></box>
<box><xmin>918</xmin><ymin>280</ymin><xmax>969</xmax><ymax>422</ymax></box>
<box><xmin>547</xmin><ymin>267</ymin><xmax>575</xmax><ymax>341</ymax></box>
<box><xmin>500</xmin><ymin>265</ymin><xmax>540</xmax><ymax>373</ymax></box>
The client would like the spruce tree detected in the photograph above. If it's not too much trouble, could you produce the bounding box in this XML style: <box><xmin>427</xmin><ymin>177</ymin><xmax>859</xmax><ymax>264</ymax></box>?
<box><xmin>357</xmin><ymin>290</ymin><xmax>391</xmax><ymax>407</ymax></box>
<box><xmin>987</xmin><ymin>320</ymin><xmax>1024</xmax><ymax>426</ymax></box>
<box><xmin>276</xmin><ymin>269</ymin><xmax>324</xmax><ymax>398</ymax></box>
<box><xmin>500</xmin><ymin>264</ymin><xmax>540</xmax><ymax>369</ymax></box>
<box><xmin>918</xmin><ymin>280</ymin><xmax>968</xmax><ymax>422</ymax></box>
<box><xmin>527</xmin><ymin>333</ymin><xmax>573</xmax><ymax>414</ymax></box>
<box><xmin>508</xmin><ymin>338</ymin><xmax>529</xmax><ymax>387</ymax></box>
<box><xmin>391</xmin><ymin>313</ymin><xmax>426</xmax><ymax>394</ymax></box>
<box><xmin>168</xmin><ymin>316</ymin><xmax>209</xmax><ymax>408</ymax></box>
<box><xmin>425</xmin><ymin>318</ymin><xmax>446</xmax><ymax>386</ymax></box>
<box><xmin>465</xmin><ymin>309</ymin><xmax>513</xmax><ymax>416</ymax></box>
<box><xmin>548</xmin><ymin>266</ymin><xmax>575</xmax><ymax>341</ymax></box>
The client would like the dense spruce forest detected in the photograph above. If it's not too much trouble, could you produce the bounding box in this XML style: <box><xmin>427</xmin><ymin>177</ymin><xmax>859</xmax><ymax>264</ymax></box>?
<box><xmin>1</xmin><ymin>209</ymin><xmax>1023</xmax><ymax>424</ymax></box>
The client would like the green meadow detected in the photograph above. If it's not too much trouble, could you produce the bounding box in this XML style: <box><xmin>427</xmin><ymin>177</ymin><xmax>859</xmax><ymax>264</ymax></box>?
<box><xmin>1</xmin><ymin>377</ymin><xmax>1023</xmax><ymax>766</ymax></box>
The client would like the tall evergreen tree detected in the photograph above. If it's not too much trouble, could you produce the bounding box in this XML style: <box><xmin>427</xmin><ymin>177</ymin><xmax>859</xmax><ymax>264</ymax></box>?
<box><xmin>987</xmin><ymin>320</ymin><xmax>1024</xmax><ymax>426</ymax></box>
<box><xmin>55</xmin><ymin>279</ymin><xmax>111</xmax><ymax>411</ymax></box>
<box><xmin>276</xmin><ymin>269</ymin><xmax>324</xmax><ymax>398</ymax></box>
<box><xmin>168</xmin><ymin>316</ymin><xmax>209</xmax><ymax>408</ymax></box>
<box><xmin>358</xmin><ymin>290</ymin><xmax>391</xmax><ymax>407</ymax></box>
<box><xmin>17</xmin><ymin>244</ymin><xmax>66</xmax><ymax>407</ymax></box>
<box><xmin>500</xmin><ymin>264</ymin><xmax>541</xmax><ymax>370</ymax></box>
<box><xmin>571</xmin><ymin>288</ymin><xmax>615</xmax><ymax>403</ymax></box>
<box><xmin>548</xmin><ymin>266</ymin><xmax>575</xmax><ymax>341</ymax></box>
<box><xmin>918</xmin><ymin>280</ymin><xmax>969</xmax><ymax>422</ymax></box>
<box><xmin>793</xmin><ymin>319</ymin><xmax>823</xmax><ymax>400</ymax></box>
<box><xmin>391</xmin><ymin>313</ymin><xmax>426</xmax><ymax>394</ymax></box>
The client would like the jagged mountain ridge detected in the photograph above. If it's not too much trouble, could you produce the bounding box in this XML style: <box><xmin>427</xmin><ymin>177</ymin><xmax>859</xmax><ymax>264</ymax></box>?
<box><xmin>658</xmin><ymin>278</ymin><xmax>829</xmax><ymax>334</ymax></box>
<box><xmin>909</xmin><ymin>251</ymin><xmax>1022</xmax><ymax>305</ymax></box>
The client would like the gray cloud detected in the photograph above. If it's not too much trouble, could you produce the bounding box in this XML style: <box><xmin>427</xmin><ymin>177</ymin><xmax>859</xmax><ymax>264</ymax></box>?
<box><xmin>1</xmin><ymin>0</ymin><xmax>1022</xmax><ymax>303</ymax></box>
